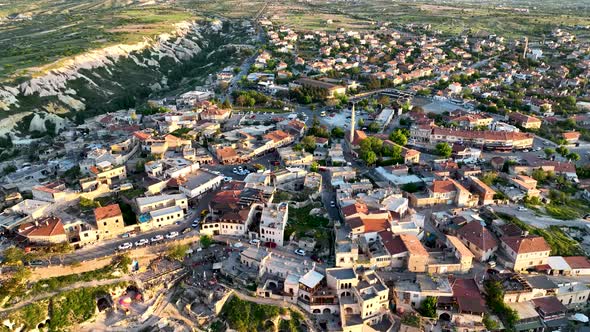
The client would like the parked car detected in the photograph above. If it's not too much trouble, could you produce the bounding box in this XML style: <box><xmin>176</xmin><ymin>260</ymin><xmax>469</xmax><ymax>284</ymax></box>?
<box><xmin>224</xmin><ymin>176</ymin><xmax>233</xmax><ymax>182</ymax></box>
<box><xmin>233</xmin><ymin>242</ymin><xmax>244</xmax><ymax>248</ymax></box>
<box><xmin>135</xmin><ymin>239</ymin><xmax>149</xmax><ymax>247</ymax></box>
<box><xmin>249</xmin><ymin>239</ymin><xmax>260</xmax><ymax>245</ymax></box>
<box><xmin>150</xmin><ymin>235</ymin><xmax>164</xmax><ymax>243</ymax></box>
<box><xmin>191</xmin><ymin>221</ymin><xmax>200</xmax><ymax>228</ymax></box>
<box><xmin>294</xmin><ymin>249</ymin><xmax>306</xmax><ymax>256</ymax></box>
<box><xmin>517</xmin><ymin>206</ymin><xmax>528</xmax><ymax>211</ymax></box>
<box><xmin>330</xmin><ymin>201</ymin><xmax>336</xmax><ymax>208</ymax></box>
<box><xmin>182</xmin><ymin>227</ymin><xmax>192</xmax><ymax>234</ymax></box>
<box><xmin>118</xmin><ymin>242</ymin><xmax>133</xmax><ymax>250</ymax></box>
<box><xmin>27</xmin><ymin>260</ymin><xmax>45</xmax><ymax>266</ymax></box>
<box><xmin>165</xmin><ymin>231</ymin><xmax>179</xmax><ymax>239</ymax></box>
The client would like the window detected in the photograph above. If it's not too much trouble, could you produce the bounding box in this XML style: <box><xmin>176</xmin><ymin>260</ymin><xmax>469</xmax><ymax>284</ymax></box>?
<box><xmin>103</xmin><ymin>222</ymin><xmax>107</xmax><ymax>226</ymax></box>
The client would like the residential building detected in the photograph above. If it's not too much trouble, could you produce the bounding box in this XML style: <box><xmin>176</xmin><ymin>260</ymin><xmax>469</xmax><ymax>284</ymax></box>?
<box><xmin>17</xmin><ymin>217</ymin><xmax>67</xmax><ymax>244</ymax></box>
<box><xmin>508</xmin><ymin>112</ymin><xmax>542</xmax><ymax>129</ymax></box>
<box><xmin>278</xmin><ymin>147</ymin><xmax>314</xmax><ymax>166</ymax></box>
<box><xmin>455</xmin><ymin>221</ymin><xmax>499</xmax><ymax>262</ymax></box>
<box><xmin>326</xmin><ymin>268</ymin><xmax>391</xmax><ymax>331</ymax></box>
<box><xmin>94</xmin><ymin>204</ymin><xmax>125</xmax><ymax>239</ymax></box>
<box><xmin>408</xmin><ymin>179</ymin><xmax>477</xmax><ymax>208</ymax></box>
<box><xmin>425</xmin><ymin>127</ymin><xmax>534</xmax><ymax>150</ymax></box>
<box><xmin>178</xmin><ymin>170</ymin><xmax>224</xmax><ymax>199</ymax></box>
<box><xmin>80</xmin><ymin>162</ymin><xmax>127</xmax><ymax>191</ymax></box>
<box><xmin>216</xmin><ymin>146</ymin><xmax>241</xmax><ymax>164</ymax></box>
<box><xmin>468</xmin><ymin>176</ymin><xmax>496</xmax><ymax>205</ymax></box>
<box><xmin>259</xmin><ymin>202</ymin><xmax>288</xmax><ymax>247</ymax></box>
<box><xmin>501</xmin><ymin>235</ymin><xmax>551</xmax><ymax>271</ymax></box>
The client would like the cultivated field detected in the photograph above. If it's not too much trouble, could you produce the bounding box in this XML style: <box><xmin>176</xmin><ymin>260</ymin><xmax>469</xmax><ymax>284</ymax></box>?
<box><xmin>0</xmin><ymin>0</ymin><xmax>266</xmax><ymax>80</ymax></box>
<box><xmin>286</xmin><ymin>0</ymin><xmax>590</xmax><ymax>39</ymax></box>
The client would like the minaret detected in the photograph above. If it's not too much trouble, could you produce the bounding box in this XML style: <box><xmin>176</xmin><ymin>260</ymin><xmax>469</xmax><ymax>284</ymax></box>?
<box><xmin>349</xmin><ymin>103</ymin><xmax>356</xmax><ymax>142</ymax></box>
<box><xmin>523</xmin><ymin>36</ymin><xmax>529</xmax><ymax>58</ymax></box>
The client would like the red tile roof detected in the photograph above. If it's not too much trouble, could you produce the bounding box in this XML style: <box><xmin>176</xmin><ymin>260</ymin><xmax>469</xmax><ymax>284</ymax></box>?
<box><xmin>341</xmin><ymin>202</ymin><xmax>369</xmax><ymax>217</ymax></box>
<box><xmin>451</xmin><ymin>278</ymin><xmax>486</xmax><ymax>314</ymax></box>
<box><xmin>351</xmin><ymin>130</ymin><xmax>367</xmax><ymax>146</ymax></box>
<box><xmin>562</xmin><ymin>131</ymin><xmax>580</xmax><ymax>140</ymax></box>
<box><xmin>563</xmin><ymin>256</ymin><xmax>590</xmax><ymax>269</ymax></box>
<box><xmin>509</xmin><ymin>112</ymin><xmax>541</xmax><ymax>125</ymax></box>
<box><xmin>347</xmin><ymin>215</ymin><xmax>390</xmax><ymax>233</ymax></box>
<box><xmin>379</xmin><ymin>231</ymin><xmax>407</xmax><ymax>255</ymax></box>
<box><xmin>211</xmin><ymin>190</ymin><xmax>241</xmax><ymax>205</ymax></box>
<box><xmin>432</xmin><ymin>127</ymin><xmax>534</xmax><ymax>142</ymax></box>
<box><xmin>532</xmin><ymin>296</ymin><xmax>567</xmax><ymax>315</ymax></box>
<box><xmin>456</xmin><ymin>221</ymin><xmax>499</xmax><ymax>251</ymax></box>
<box><xmin>94</xmin><ymin>204</ymin><xmax>122</xmax><ymax>221</ymax></box>
<box><xmin>264</xmin><ymin>130</ymin><xmax>291</xmax><ymax>143</ymax></box>
<box><xmin>133</xmin><ymin>131</ymin><xmax>152</xmax><ymax>141</ymax></box>
<box><xmin>18</xmin><ymin>217</ymin><xmax>65</xmax><ymax>238</ymax></box>
<box><xmin>502</xmin><ymin>235</ymin><xmax>551</xmax><ymax>254</ymax></box>
<box><xmin>399</xmin><ymin>234</ymin><xmax>428</xmax><ymax>256</ymax></box>
<box><xmin>216</xmin><ymin>147</ymin><xmax>238</xmax><ymax>159</ymax></box>
<box><xmin>431</xmin><ymin>180</ymin><xmax>456</xmax><ymax>193</ymax></box>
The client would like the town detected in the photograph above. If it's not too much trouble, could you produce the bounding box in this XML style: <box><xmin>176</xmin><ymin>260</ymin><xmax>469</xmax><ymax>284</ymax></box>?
<box><xmin>1</xmin><ymin>3</ymin><xmax>590</xmax><ymax>332</ymax></box>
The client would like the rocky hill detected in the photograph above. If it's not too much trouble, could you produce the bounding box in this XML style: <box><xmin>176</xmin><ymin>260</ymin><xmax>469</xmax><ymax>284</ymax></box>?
<box><xmin>0</xmin><ymin>18</ymin><xmax>251</xmax><ymax>134</ymax></box>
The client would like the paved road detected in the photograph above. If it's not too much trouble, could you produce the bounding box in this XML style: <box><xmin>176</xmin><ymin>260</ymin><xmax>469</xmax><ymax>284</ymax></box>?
<box><xmin>53</xmin><ymin>204</ymin><xmax>206</xmax><ymax>265</ymax></box>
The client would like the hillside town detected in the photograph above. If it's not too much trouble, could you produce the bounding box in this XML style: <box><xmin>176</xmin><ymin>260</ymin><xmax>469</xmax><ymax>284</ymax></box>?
<box><xmin>1</xmin><ymin>9</ymin><xmax>590</xmax><ymax>332</ymax></box>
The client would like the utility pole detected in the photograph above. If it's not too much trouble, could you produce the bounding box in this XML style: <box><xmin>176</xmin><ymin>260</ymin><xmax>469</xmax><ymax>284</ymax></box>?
<box><xmin>523</xmin><ymin>36</ymin><xmax>529</xmax><ymax>59</ymax></box>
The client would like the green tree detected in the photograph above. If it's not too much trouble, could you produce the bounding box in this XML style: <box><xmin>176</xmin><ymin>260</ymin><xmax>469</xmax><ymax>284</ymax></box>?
<box><xmin>79</xmin><ymin>197</ymin><xmax>99</xmax><ymax>210</ymax></box>
<box><xmin>367</xmin><ymin>122</ymin><xmax>381</xmax><ymax>133</ymax></box>
<box><xmin>2</xmin><ymin>164</ymin><xmax>17</xmax><ymax>175</ymax></box>
<box><xmin>532</xmin><ymin>168</ymin><xmax>547</xmax><ymax>182</ymax></box>
<box><xmin>567</xmin><ymin>152</ymin><xmax>580</xmax><ymax>161</ymax></box>
<box><xmin>331</xmin><ymin>127</ymin><xmax>345</xmax><ymax>139</ymax></box>
<box><xmin>200</xmin><ymin>235</ymin><xmax>213</xmax><ymax>249</ymax></box>
<box><xmin>135</xmin><ymin>159</ymin><xmax>146</xmax><ymax>173</ymax></box>
<box><xmin>483</xmin><ymin>313</ymin><xmax>499</xmax><ymax>330</ymax></box>
<box><xmin>301</xmin><ymin>136</ymin><xmax>317</xmax><ymax>153</ymax></box>
<box><xmin>484</xmin><ymin>280</ymin><xmax>520</xmax><ymax>329</ymax></box>
<box><xmin>310</xmin><ymin>161</ymin><xmax>320</xmax><ymax>172</ymax></box>
<box><xmin>435</xmin><ymin>142</ymin><xmax>452</xmax><ymax>158</ymax></box>
<box><xmin>377</xmin><ymin>95</ymin><xmax>390</xmax><ymax>106</ymax></box>
<box><xmin>544</xmin><ymin>147</ymin><xmax>555</xmax><ymax>158</ymax></box>
<box><xmin>556</xmin><ymin>146</ymin><xmax>569</xmax><ymax>157</ymax></box>
<box><xmin>3</xmin><ymin>246</ymin><xmax>25</xmax><ymax>265</ymax></box>
<box><xmin>364</xmin><ymin>151</ymin><xmax>378</xmax><ymax>165</ymax></box>
<box><xmin>481</xmin><ymin>172</ymin><xmax>498</xmax><ymax>186</ymax></box>
<box><xmin>389</xmin><ymin>129</ymin><xmax>408</xmax><ymax>146</ymax></box>
<box><xmin>167</xmin><ymin>244</ymin><xmax>190</xmax><ymax>261</ymax></box>
<box><xmin>419</xmin><ymin>296</ymin><xmax>437</xmax><ymax>318</ymax></box>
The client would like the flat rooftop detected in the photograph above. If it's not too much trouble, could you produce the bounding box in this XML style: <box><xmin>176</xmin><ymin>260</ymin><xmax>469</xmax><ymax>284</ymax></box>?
<box><xmin>182</xmin><ymin>170</ymin><xmax>220</xmax><ymax>189</ymax></box>
<box><xmin>326</xmin><ymin>268</ymin><xmax>356</xmax><ymax>280</ymax></box>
